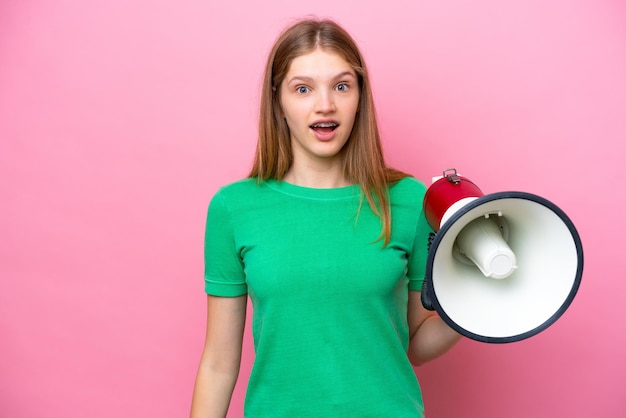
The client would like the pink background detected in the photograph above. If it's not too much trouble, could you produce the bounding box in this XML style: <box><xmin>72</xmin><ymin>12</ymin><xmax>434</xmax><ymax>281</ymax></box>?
<box><xmin>1</xmin><ymin>0</ymin><xmax>625</xmax><ymax>417</ymax></box>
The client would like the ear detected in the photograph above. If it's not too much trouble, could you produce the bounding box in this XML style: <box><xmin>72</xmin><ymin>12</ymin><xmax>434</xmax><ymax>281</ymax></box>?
<box><xmin>273</xmin><ymin>89</ymin><xmax>285</xmax><ymax>119</ymax></box>
<box><xmin>274</xmin><ymin>99</ymin><xmax>285</xmax><ymax>120</ymax></box>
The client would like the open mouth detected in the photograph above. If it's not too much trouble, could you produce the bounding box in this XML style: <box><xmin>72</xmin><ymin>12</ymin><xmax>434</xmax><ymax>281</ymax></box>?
<box><xmin>310</xmin><ymin>121</ymin><xmax>339</xmax><ymax>134</ymax></box>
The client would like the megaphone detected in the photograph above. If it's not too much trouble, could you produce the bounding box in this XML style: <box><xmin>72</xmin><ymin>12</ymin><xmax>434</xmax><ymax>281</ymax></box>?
<box><xmin>420</xmin><ymin>169</ymin><xmax>583</xmax><ymax>343</ymax></box>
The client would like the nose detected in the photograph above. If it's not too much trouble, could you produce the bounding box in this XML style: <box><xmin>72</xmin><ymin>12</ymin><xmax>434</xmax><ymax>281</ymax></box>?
<box><xmin>315</xmin><ymin>90</ymin><xmax>336</xmax><ymax>113</ymax></box>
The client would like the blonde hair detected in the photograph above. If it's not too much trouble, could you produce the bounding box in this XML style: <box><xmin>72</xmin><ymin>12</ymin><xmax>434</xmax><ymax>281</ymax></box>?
<box><xmin>249</xmin><ymin>18</ymin><xmax>409</xmax><ymax>245</ymax></box>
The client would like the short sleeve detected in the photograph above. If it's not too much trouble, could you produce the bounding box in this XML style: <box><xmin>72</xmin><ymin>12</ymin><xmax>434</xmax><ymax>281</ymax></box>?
<box><xmin>203</xmin><ymin>190</ymin><xmax>248</xmax><ymax>297</ymax></box>
<box><xmin>406</xmin><ymin>196</ymin><xmax>434</xmax><ymax>292</ymax></box>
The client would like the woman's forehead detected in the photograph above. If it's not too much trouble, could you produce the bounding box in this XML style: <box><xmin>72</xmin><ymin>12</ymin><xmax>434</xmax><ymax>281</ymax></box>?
<box><xmin>283</xmin><ymin>49</ymin><xmax>355</xmax><ymax>83</ymax></box>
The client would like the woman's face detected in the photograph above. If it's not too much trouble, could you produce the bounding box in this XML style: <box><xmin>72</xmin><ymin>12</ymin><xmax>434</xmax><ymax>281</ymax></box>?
<box><xmin>279</xmin><ymin>48</ymin><xmax>360</xmax><ymax>167</ymax></box>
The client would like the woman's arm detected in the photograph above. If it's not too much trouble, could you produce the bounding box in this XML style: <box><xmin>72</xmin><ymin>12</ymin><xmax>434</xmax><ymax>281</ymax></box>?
<box><xmin>190</xmin><ymin>294</ymin><xmax>247</xmax><ymax>418</ymax></box>
<box><xmin>407</xmin><ymin>291</ymin><xmax>462</xmax><ymax>366</ymax></box>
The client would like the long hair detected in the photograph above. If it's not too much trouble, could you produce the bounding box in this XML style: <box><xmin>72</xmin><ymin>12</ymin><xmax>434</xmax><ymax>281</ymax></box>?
<box><xmin>249</xmin><ymin>18</ymin><xmax>410</xmax><ymax>245</ymax></box>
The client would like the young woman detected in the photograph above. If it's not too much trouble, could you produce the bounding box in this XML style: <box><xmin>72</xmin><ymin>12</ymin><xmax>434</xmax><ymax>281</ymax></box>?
<box><xmin>191</xmin><ymin>18</ymin><xmax>462</xmax><ymax>417</ymax></box>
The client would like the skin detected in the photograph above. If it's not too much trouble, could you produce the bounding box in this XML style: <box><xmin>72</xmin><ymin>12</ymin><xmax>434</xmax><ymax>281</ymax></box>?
<box><xmin>190</xmin><ymin>48</ymin><xmax>461</xmax><ymax>418</ymax></box>
<box><xmin>280</xmin><ymin>48</ymin><xmax>359</xmax><ymax>188</ymax></box>
<box><xmin>190</xmin><ymin>295</ymin><xmax>246</xmax><ymax>418</ymax></box>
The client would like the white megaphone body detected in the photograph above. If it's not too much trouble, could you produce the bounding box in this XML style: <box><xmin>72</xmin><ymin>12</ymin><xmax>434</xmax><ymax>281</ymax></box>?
<box><xmin>421</xmin><ymin>169</ymin><xmax>584</xmax><ymax>343</ymax></box>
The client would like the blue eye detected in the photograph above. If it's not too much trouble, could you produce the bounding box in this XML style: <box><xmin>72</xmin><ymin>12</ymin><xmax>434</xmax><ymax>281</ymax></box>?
<box><xmin>336</xmin><ymin>83</ymin><xmax>349</xmax><ymax>92</ymax></box>
<box><xmin>297</xmin><ymin>86</ymin><xmax>309</xmax><ymax>94</ymax></box>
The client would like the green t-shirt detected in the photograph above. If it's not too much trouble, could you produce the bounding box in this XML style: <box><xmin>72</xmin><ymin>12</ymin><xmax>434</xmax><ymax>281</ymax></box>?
<box><xmin>204</xmin><ymin>177</ymin><xmax>432</xmax><ymax>417</ymax></box>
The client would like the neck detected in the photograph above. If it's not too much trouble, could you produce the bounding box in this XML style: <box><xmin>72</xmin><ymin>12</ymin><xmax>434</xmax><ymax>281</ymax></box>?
<box><xmin>283</xmin><ymin>162</ymin><xmax>351</xmax><ymax>189</ymax></box>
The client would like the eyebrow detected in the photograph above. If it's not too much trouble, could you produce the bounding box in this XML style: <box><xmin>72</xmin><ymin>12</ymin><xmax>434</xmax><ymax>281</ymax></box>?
<box><xmin>286</xmin><ymin>71</ymin><xmax>356</xmax><ymax>85</ymax></box>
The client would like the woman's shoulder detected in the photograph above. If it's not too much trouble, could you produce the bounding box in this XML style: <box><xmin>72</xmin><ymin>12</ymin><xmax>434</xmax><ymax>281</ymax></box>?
<box><xmin>210</xmin><ymin>177</ymin><xmax>265</xmax><ymax>203</ymax></box>
<box><xmin>387</xmin><ymin>176</ymin><xmax>428</xmax><ymax>211</ymax></box>
<box><xmin>215</xmin><ymin>177</ymin><xmax>260</xmax><ymax>194</ymax></box>
<box><xmin>206</xmin><ymin>178</ymin><xmax>266</xmax><ymax>216</ymax></box>
<box><xmin>390</xmin><ymin>176</ymin><xmax>427</xmax><ymax>195</ymax></box>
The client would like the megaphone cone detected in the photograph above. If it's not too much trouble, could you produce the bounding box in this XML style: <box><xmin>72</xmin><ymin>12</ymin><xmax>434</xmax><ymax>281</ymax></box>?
<box><xmin>421</xmin><ymin>169</ymin><xmax>584</xmax><ymax>343</ymax></box>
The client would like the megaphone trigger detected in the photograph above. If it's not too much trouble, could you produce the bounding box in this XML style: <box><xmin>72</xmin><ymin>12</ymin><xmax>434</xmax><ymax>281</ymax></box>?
<box><xmin>420</xmin><ymin>273</ymin><xmax>436</xmax><ymax>311</ymax></box>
